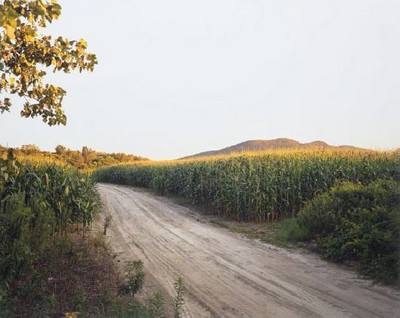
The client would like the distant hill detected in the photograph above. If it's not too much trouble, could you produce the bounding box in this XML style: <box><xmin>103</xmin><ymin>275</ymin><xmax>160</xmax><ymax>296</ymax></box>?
<box><xmin>183</xmin><ymin>138</ymin><xmax>365</xmax><ymax>159</ymax></box>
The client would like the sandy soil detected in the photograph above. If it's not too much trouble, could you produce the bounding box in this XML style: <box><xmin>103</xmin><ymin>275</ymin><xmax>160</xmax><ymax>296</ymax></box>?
<box><xmin>98</xmin><ymin>183</ymin><xmax>400</xmax><ymax>318</ymax></box>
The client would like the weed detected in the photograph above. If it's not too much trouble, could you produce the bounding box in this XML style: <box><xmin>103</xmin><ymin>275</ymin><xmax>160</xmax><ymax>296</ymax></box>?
<box><xmin>103</xmin><ymin>214</ymin><xmax>112</xmax><ymax>235</ymax></box>
<box><xmin>146</xmin><ymin>291</ymin><xmax>165</xmax><ymax>317</ymax></box>
<box><xmin>173</xmin><ymin>277</ymin><xmax>185</xmax><ymax>318</ymax></box>
<box><xmin>120</xmin><ymin>260</ymin><xmax>145</xmax><ymax>297</ymax></box>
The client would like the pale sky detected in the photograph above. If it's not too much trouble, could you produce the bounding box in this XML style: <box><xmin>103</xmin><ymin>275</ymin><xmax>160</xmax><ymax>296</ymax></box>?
<box><xmin>1</xmin><ymin>0</ymin><xmax>399</xmax><ymax>159</ymax></box>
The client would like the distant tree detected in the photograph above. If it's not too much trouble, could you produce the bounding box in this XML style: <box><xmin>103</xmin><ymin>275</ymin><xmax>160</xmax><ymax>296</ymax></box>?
<box><xmin>21</xmin><ymin>144</ymin><xmax>40</xmax><ymax>155</ymax></box>
<box><xmin>81</xmin><ymin>146</ymin><xmax>89</xmax><ymax>161</ymax></box>
<box><xmin>81</xmin><ymin>146</ymin><xmax>91</xmax><ymax>164</ymax></box>
<box><xmin>55</xmin><ymin>145</ymin><xmax>66</xmax><ymax>155</ymax></box>
<box><xmin>113</xmin><ymin>153</ymin><xmax>126</xmax><ymax>162</ymax></box>
<box><xmin>0</xmin><ymin>0</ymin><xmax>97</xmax><ymax>125</ymax></box>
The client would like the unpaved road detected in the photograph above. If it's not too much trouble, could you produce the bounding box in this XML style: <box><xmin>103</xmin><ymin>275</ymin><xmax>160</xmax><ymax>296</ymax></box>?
<box><xmin>98</xmin><ymin>183</ymin><xmax>399</xmax><ymax>318</ymax></box>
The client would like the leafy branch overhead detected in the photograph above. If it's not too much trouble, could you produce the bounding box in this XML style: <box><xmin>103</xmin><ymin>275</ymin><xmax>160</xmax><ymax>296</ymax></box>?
<box><xmin>0</xmin><ymin>0</ymin><xmax>97</xmax><ymax>125</ymax></box>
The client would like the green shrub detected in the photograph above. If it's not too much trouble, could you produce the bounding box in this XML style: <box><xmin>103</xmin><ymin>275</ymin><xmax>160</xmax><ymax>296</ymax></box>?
<box><xmin>275</xmin><ymin>218</ymin><xmax>309</xmax><ymax>244</ymax></box>
<box><xmin>298</xmin><ymin>179</ymin><xmax>400</xmax><ymax>283</ymax></box>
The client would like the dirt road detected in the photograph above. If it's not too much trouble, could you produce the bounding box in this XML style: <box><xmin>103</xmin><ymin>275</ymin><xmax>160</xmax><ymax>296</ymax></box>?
<box><xmin>98</xmin><ymin>183</ymin><xmax>399</xmax><ymax>318</ymax></box>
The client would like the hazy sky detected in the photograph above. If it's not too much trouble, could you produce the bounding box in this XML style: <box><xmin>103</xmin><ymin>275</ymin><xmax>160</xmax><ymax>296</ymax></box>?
<box><xmin>1</xmin><ymin>0</ymin><xmax>399</xmax><ymax>159</ymax></box>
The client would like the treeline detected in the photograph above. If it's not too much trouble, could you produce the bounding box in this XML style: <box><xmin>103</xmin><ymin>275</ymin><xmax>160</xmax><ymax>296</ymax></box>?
<box><xmin>0</xmin><ymin>144</ymin><xmax>148</xmax><ymax>170</ymax></box>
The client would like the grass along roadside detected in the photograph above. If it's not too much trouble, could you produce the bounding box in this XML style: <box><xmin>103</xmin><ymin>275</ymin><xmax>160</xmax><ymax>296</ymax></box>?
<box><xmin>208</xmin><ymin>217</ymin><xmax>289</xmax><ymax>246</ymax></box>
<box><xmin>207</xmin><ymin>217</ymin><xmax>312</xmax><ymax>251</ymax></box>
<box><xmin>160</xmin><ymin>190</ymin><xmax>307</xmax><ymax>249</ymax></box>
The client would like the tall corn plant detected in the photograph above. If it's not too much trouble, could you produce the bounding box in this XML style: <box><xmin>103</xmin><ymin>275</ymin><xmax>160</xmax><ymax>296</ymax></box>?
<box><xmin>1</xmin><ymin>151</ymin><xmax>98</xmax><ymax>235</ymax></box>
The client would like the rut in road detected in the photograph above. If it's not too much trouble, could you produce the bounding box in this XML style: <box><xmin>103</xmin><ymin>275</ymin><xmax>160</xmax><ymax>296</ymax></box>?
<box><xmin>98</xmin><ymin>183</ymin><xmax>399</xmax><ymax>318</ymax></box>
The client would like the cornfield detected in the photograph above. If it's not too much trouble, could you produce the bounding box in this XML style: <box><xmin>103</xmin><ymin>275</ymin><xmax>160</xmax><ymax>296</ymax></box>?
<box><xmin>0</xmin><ymin>150</ymin><xmax>99</xmax><ymax>293</ymax></box>
<box><xmin>1</xmin><ymin>151</ymin><xmax>98</xmax><ymax>234</ymax></box>
<box><xmin>93</xmin><ymin>149</ymin><xmax>400</xmax><ymax>221</ymax></box>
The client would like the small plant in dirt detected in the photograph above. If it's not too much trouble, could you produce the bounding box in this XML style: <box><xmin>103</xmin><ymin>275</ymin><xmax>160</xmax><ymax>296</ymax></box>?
<box><xmin>103</xmin><ymin>214</ymin><xmax>112</xmax><ymax>235</ymax></box>
<box><xmin>146</xmin><ymin>291</ymin><xmax>165</xmax><ymax>317</ymax></box>
<box><xmin>120</xmin><ymin>260</ymin><xmax>145</xmax><ymax>297</ymax></box>
<box><xmin>173</xmin><ymin>277</ymin><xmax>185</xmax><ymax>318</ymax></box>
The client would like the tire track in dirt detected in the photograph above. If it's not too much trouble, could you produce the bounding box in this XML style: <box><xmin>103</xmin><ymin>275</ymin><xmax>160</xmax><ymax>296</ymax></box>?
<box><xmin>98</xmin><ymin>183</ymin><xmax>400</xmax><ymax>318</ymax></box>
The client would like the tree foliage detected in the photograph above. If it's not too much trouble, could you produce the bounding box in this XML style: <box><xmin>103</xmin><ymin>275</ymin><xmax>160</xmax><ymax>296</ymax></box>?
<box><xmin>0</xmin><ymin>0</ymin><xmax>97</xmax><ymax>125</ymax></box>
